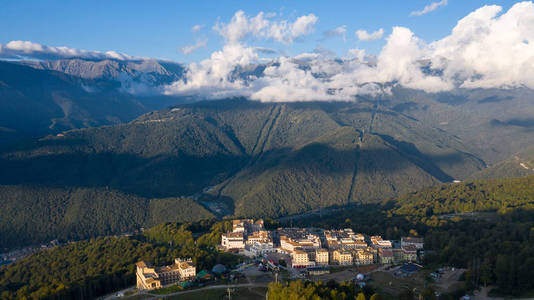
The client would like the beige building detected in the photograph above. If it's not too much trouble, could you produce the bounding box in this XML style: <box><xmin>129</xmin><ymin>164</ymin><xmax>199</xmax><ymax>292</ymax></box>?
<box><xmin>222</xmin><ymin>219</ymin><xmax>266</xmax><ymax>252</ymax></box>
<box><xmin>246</xmin><ymin>230</ymin><xmax>272</xmax><ymax>246</ymax></box>
<box><xmin>315</xmin><ymin>248</ymin><xmax>329</xmax><ymax>265</ymax></box>
<box><xmin>292</xmin><ymin>250</ymin><xmax>310</xmax><ymax>268</ymax></box>
<box><xmin>279</xmin><ymin>228</ymin><xmax>321</xmax><ymax>253</ymax></box>
<box><xmin>136</xmin><ymin>261</ymin><xmax>163</xmax><ymax>290</ymax></box>
<box><xmin>402</xmin><ymin>245</ymin><xmax>417</xmax><ymax>262</ymax></box>
<box><xmin>232</xmin><ymin>219</ymin><xmax>265</xmax><ymax>234</ymax></box>
<box><xmin>355</xmin><ymin>250</ymin><xmax>374</xmax><ymax>265</ymax></box>
<box><xmin>324</xmin><ymin>229</ymin><xmax>368</xmax><ymax>249</ymax></box>
<box><xmin>379</xmin><ymin>248</ymin><xmax>394</xmax><ymax>264</ymax></box>
<box><xmin>332</xmin><ymin>249</ymin><xmax>353</xmax><ymax>265</ymax></box>
<box><xmin>136</xmin><ymin>258</ymin><xmax>196</xmax><ymax>290</ymax></box>
<box><xmin>175</xmin><ymin>258</ymin><xmax>196</xmax><ymax>280</ymax></box>
<box><xmin>370</xmin><ymin>235</ymin><xmax>392</xmax><ymax>248</ymax></box>
<box><xmin>221</xmin><ymin>232</ymin><xmax>245</xmax><ymax>250</ymax></box>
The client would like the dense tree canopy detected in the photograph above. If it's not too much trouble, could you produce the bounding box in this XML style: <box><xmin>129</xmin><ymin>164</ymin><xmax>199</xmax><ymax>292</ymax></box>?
<box><xmin>0</xmin><ymin>185</ymin><xmax>214</xmax><ymax>250</ymax></box>
<box><xmin>290</xmin><ymin>176</ymin><xmax>534</xmax><ymax>297</ymax></box>
<box><xmin>267</xmin><ymin>280</ymin><xmax>374</xmax><ymax>300</ymax></box>
<box><xmin>0</xmin><ymin>220</ymin><xmax>240</xmax><ymax>300</ymax></box>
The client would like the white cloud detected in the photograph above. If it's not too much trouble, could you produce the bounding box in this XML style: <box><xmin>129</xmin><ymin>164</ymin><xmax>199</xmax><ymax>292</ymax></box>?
<box><xmin>355</xmin><ymin>28</ymin><xmax>384</xmax><ymax>41</ymax></box>
<box><xmin>324</xmin><ymin>25</ymin><xmax>347</xmax><ymax>41</ymax></box>
<box><xmin>213</xmin><ymin>10</ymin><xmax>318</xmax><ymax>44</ymax></box>
<box><xmin>372</xmin><ymin>27</ymin><xmax>452</xmax><ymax>92</ymax></box>
<box><xmin>181</xmin><ymin>38</ymin><xmax>208</xmax><ymax>54</ymax></box>
<box><xmin>345</xmin><ymin>49</ymin><xmax>368</xmax><ymax>62</ymax></box>
<box><xmin>213</xmin><ymin>10</ymin><xmax>268</xmax><ymax>44</ymax></box>
<box><xmin>0</xmin><ymin>40</ymin><xmax>136</xmax><ymax>60</ymax></box>
<box><xmin>290</xmin><ymin>14</ymin><xmax>319</xmax><ymax>38</ymax></box>
<box><xmin>167</xmin><ymin>2</ymin><xmax>534</xmax><ymax>100</ymax></box>
<box><xmin>428</xmin><ymin>2</ymin><xmax>534</xmax><ymax>89</ymax></box>
<box><xmin>165</xmin><ymin>43</ymin><xmax>259</xmax><ymax>98</ymax></box>
<box><xmin>5</xmin><ymin>3</ymin><xmax>534</xmax><ymax>101</ymax></box>
<box><xmin>192</xmin><ymin>24</ymin><xmax>204</xmax><ymax>33</ymax></box>
<box><xmin>164</xmin><ymin>10</ymin><xmax>321</xmax><ymax>100</ymax></box>
<box><xmin>410</xmin><ymin>0</ymin><xmax>448</xmax><ymax>16</ymax></box>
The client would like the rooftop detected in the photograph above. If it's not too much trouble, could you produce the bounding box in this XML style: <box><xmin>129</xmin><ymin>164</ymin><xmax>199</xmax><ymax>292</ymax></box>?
<box><xmin>223</xmin><ymin>232</ymin><xmax>244</xmax><ymax>238</ymax></box>
<box><xmin>402</xmin><ymin>237</ymin><xmax>424</xmax><ymax>243</ymax></box>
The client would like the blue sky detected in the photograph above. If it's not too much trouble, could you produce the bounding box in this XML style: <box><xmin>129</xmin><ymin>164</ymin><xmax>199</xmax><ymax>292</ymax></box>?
<box><xmin>0</xmin><ymin>0</ymin><xmax>521</xmax><ymax>63</ymax></box>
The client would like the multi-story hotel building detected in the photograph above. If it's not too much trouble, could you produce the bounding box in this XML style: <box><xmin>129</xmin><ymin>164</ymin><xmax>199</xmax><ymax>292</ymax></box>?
<box><xmin>279</xmin><ymin>228</ymin><xmax>321</xmax><ymax>253</ymax></box>
<box><xmin>136</xmin><ymin>258</ymin><xmax>196</xmax><ymax>290</ymax></box>
<box><xmin>175</xmin><ymin>258</ymin><xmax>196</xmax><ymax>281</ymax></box>
<box><xmin>370</xmin><ymin>236</ymin><xmax>393</xmax><ymax>248</ymax></box>
<box><xmin>324</xmin><ymin>229</ymin><xmax>367</xmax><ymax>249</ymax></box>
<box><xmin>332</xmin><ymin>249</ymin><xmax>353</xmax><ymax>265</ymax></box>
<box><xmin>315</xmin><ymin>248</ymin><xmax>329</xmax><ymax>265</ymax></box>
<box><xmin>221</xmin><ymin>231</ymin><xmax>245</xmax><ymax>250</ymax></box>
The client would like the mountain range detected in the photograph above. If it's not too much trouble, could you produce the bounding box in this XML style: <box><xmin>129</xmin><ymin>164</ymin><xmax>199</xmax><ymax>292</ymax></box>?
<box><xmin>0</xmin><ymin>59</ymin><xmax>187</xmax><ymax>149</ymax></box>
<box><xmin>1</xmin><ymin>57</ymin><xmax>534</xmax><ymax>248</ymax></box>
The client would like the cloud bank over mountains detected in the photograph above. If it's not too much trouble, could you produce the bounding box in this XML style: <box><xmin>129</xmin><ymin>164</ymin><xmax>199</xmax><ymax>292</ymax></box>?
<box><xmin>2</xmin><ymin>2</ymin><xmax>534</xmax><ymax>102</ymax></box>
<box><xmin>0</xmin><ymin>40</ymin><xmax>136</xmax><ymax>61</ymax></box>
<box><xmin>166</xmin><ymin>2</ymin><xmax>534</xmax><ymax>101</ymax></box>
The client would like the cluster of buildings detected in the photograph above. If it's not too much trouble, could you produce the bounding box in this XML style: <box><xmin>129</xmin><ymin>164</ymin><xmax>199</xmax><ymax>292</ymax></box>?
<box><xmin>221</xmin><ymin>220</ymin><xmax>424</xmax><ymax>269</ymax></box>
<box><xmin>135</xmin><ymin>220</ymin><xmax>424</xmax><ymax>291</ymax></box>
<box><xmin>221</xmin><ymin>219</ymin><xmax>275</xmax><ymax>256</ymax></box>
<box><xmin>136</xmin><ymin>258</ymin><xmax>196</xmax><ymax>290</ymax></box>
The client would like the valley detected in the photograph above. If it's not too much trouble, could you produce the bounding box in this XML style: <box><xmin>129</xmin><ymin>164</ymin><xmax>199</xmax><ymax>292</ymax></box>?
<box><xmin>0</xmin><ymin>97</ymin><xmax>488</xmax><ymax>223</ymax></box>
<box><xmin>3</xmin><ymin>1</ymin><xmax>534</xmax><ymax>299</ymax></box>
<box><xmin>2</xmin><ymin>82</ymin><xmax>534</xmax><ymax>250</ymax></box>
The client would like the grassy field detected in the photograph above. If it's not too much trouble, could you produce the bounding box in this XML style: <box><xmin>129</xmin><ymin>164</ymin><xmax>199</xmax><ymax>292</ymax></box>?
<box><xmin>369</xmin><ymin>271</ymin><xmax>428</xmax><ymax>298</ymax></box>
<box><xmin>148</xmin><ymin>284</ymin><xmax>184</xmax><ymax>295</ymax></box>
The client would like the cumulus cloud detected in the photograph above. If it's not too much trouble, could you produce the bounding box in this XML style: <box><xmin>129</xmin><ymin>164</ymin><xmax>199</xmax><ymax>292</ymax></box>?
<box><xmin>191</xmin><ymin>24</ymin><xmax>204</xmax><ymax>33</ymax></box>
<box><xmin>162</xmin><ymin>2</ymin><xmax>534</xmax><ymax>101</ymax></box>
<box><xmin>181</xmin><ymin>38</ymin><xmax>208</xmax><ymax>54</ymax></box>
<box><xmin>165</xmin><ymin>43</ymin><xmax>259</xmax><ymax>98</ymax></box>
<box><xmin>355</xmin><ymin>28</ymin><xmax>384</xmax><ymax>41</ymax></box>
<box><xmin>5</xmin><ymin>3</ymin><xmax>534</xmax><ymax>101</ymax></box>
<box><xmin>0</xmin><ymin>40</ymin><xmax>135</xmax><ymax>60</ymax></box>
<box><xmin>290</xmin><ymin>14</ymin><xmax>319</xmax><ymax>38</ymax></box>
<box><xmin>323</xmin><ymin>25</ymin><xmax>347</xmax><ymax>41</ymax></box>
<box><xmin>428</xmin><ymin>2</ymin><xmax>534</xmax><ymax>89</ymax></box>
<box><xmin>165</xmin><ymin>10</ymin><xmax>321</xmax><ymax>100</ymax></box>
<box><xmin>213</xmin><ymin>10</ymin><xmax>318</xmax><ymax>44</ymax></box>
<box><xmin>410</xmin><ymin>0</ymin><xmax>448</xmax><ymax>16</ymax></box>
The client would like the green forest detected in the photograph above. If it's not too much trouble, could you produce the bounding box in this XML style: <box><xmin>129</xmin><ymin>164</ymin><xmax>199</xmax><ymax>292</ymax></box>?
<box><xmin>266</xmin><ymin>280</ymin><xmax>463</xmax><ymax>300</ymax></box>
<box><xmin>0</xmin><ymin>220</ymin><xmax>241</xmax><ymax>300</ymax></box>
<box><xmin>291</xmin><ymin>175</ymin><xmax>534</xmax><ymax>297</ymax></box>
<box><xmin>393</xmin><ymin>175</ymin><xmax>534</xmax><ymax>216</ymax></box>
<box><xmin>0</xmin><ymin>185</ymin><xmax>214</xmax><ymax>250</ymax></box>
<box><xmin>1</xmin><ymin>175</ymin><xmax>534</xmax><ymax>299</ymax></box>
<box><xmin>0</xmin><ymin>98</ymin><xmax>486</xmax><ymax>221</ymax></box>
<box><xmin>267</xmin><ymin>280</ymin><xmax>378</xmax><ymax>300</ymax></box>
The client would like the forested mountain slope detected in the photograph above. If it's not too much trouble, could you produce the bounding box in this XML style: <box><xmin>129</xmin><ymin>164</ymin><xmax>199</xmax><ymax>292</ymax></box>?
<box><xmin>0</xmin><ymin>185</ymin><xmax>213</xmax><ymax>249</ymax></box>
<box><xmin>471</xmin><ymin>146</ymin><xmax>534</xmax><ymax>180</ymax></box>
<box><xmin>392</xmin><ymin>174</ymin><xmax>534</xmax><ymax>217</ymax></box>
<box><xmin>0</xmin><ymin>98</ymin><xmax>486</xmax><ymax>219</ymax></box>
<box><xmin>385</xmin><ymin>87</ymin><xmax>534</xmax><ymax>165</ymax></box>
